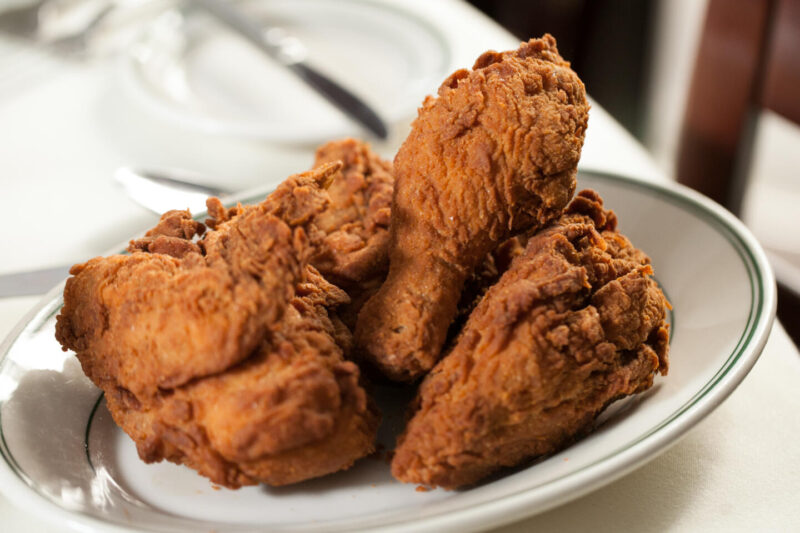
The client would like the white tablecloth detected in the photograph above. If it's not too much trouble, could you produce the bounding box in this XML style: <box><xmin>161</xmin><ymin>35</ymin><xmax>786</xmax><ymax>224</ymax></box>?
<box><xmin>1</xmin><ymin>1</ymin><xmax>797</xmax><ymax>531</ymax></box>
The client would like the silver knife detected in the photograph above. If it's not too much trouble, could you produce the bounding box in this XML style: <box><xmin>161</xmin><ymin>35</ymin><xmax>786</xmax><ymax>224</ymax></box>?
<box><xmin>0</xmin><ymin>266</ymin><xmax>71</xmax><ymax>298</ymax></box>
<box><xmin>192</xmin><ymin>0</ymin><xmax>388</xmax><ymax>140</ymax></box>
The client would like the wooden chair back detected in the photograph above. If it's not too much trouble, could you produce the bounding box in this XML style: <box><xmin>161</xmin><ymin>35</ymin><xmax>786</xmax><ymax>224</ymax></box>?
<box><xmin>677</xmin><ymin>0</ymin><xmax>800</xmax><ymax>214</ymax></box>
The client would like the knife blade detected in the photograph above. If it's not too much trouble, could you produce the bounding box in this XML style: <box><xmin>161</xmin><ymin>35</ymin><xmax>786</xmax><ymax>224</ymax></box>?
<box><xmin>191</xmin><ymin>0</ymin><xmax>388</xmax><ymax>140</ymax></box>
<box><xmin>0</xmin><ymin>266</ymin><xmax>71</xmax><ymax>298</ymax></box>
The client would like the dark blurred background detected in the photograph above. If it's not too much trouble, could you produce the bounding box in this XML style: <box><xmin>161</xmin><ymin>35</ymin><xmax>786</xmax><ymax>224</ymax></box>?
<box><xmin>468</xmin><ymin>0</ymin><xmax>655</xmax><ymax>140</ymax></box>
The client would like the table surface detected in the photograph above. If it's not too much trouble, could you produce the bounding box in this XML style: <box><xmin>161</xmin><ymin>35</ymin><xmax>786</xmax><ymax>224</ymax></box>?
<box><xmin>1</xmin><ymin>1</ymin><xmax>798</xmax><ymax>531</ymax></box>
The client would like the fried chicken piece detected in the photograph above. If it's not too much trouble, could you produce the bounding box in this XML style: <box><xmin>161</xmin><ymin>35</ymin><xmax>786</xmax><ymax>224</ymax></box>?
<box><xmin>104</xmin><ymin>267</ymin><xmax>379</xmax><ymax>488</ymax></box>
<box><xmin>308</xmin><ymin>139</ymin><xmax>394</xmax><ymax>329</ymax></box>
<box><xmin>309</xmin><ymin>138</ymin><xmax>393</xmax><ymax>287</ymax></box>
<box><xmin>448</xmin><ymin>235</ymin><xmax>529</xmax><ymax>344</ymax></box>
<box><xmin>56</xmin><ymin>163</ymin><xmax>339</xmax><ymax>401</ymax></box>
<box><xmin>355</xmin><ymin>35</ymin><xmax>590</xmax><ymax>381</ymax></box>
<box><xmin>391</xmin><ymin>191</ymin><xmax>670</xmax><ymax>489</ymax></box>
<box><xmin>56</xmin><ymin>163</ymin><xmax>380</xmax><ymax>487</ymax></box>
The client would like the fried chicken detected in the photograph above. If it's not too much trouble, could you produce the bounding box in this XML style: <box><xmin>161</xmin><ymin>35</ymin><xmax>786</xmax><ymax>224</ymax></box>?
<box><xmin>355</xmin><ymin>35</ymin><xmax>590</xmax><ymax>381</ymax></box>
<box><xmin>104</xmin><ymin>267</ymin><xmax>379</xmax><ymax>488</ymax></box>
<box><xmin>308</xmin><ymin>139</ymin><xmax>394</xmax><ymax>328</ymax></box>
<box><xmin>56</xmin><ymin>164</ymin><xmax>337</xmax><ymax>400</ymax></box>
<box><xmin>391</xmin><ymin>191</ymin><xmax>670</xmax><ymax>489</ymax></box>
<box><xmin>448</xmin><ymin>235</ymin><xmax>529</xmax><ymax>345</ymax></box>
<box><xmin>55</xmin><ymin>162</ymin><xmax>380</xmax><ymax>488</ymax></box>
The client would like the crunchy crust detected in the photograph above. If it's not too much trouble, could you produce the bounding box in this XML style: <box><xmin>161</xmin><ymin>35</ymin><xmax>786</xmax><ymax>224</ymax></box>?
<box><xmin>356</xmin><ymin>36</ymin><xmax>590</xmax><ymax>381</ymax></box>
<box><xmin>391</xmin><ymin>191</ymin><xmax>669</xmax><ymax>489</ymax></box>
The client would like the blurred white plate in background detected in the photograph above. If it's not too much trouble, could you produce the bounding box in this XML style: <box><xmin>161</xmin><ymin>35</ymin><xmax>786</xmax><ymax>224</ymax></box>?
<box><xmin>120</xmin><ymin>0</ymin><xmax>450</xmax><ymax>143</ymax></box>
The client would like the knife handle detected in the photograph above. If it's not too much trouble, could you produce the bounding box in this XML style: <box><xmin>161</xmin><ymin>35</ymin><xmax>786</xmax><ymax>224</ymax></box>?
<box><xmin>289</xmin><ymin>63</ymin><xmax>388</xmax><ymax>140</ymax></box>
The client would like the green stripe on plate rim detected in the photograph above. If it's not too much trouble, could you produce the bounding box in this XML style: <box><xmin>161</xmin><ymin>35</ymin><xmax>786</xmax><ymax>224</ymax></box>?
<box><xmin>0</xmin><ymin>171</ymin><xmax>766</xmax><ymax>528</ymax></box>
<box><xmin>84</xmin><ymin>393</ymin><xmax>105</xmax><ymax>473</ymax></box>
<box><xmin>576</xmin><ymin>171</ymin><xmax>761</xmax><ymax>442</ymax></box>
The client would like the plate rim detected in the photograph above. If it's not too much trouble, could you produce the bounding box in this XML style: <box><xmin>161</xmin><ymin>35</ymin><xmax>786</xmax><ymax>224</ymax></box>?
<box><xmin>0</xmin><ymin>171</ymin><xmax>777</xmax><ymax>533</ymax></box>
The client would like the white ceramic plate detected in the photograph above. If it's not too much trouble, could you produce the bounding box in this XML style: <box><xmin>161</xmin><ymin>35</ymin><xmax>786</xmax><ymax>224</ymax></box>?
<box><xmin>0</xmin><ymin>172</ymin><xmax>776</xmax><ymax>532</ymax></box>
<box><xmin>120</xmin><ymin>0</ymin><xmax>450</xmax><ymax>143</ymax></box>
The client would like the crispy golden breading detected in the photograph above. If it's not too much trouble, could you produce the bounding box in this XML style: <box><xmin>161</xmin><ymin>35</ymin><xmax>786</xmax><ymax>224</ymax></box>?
<box><xmin>391</xmin><ymin>191</ymin><xmax>670</xmax><ymax>489</ymax></box>
<box><xmin>106</xmin><ymin>267</ymin><xmax>379</xmax><ymax>488</ymax></box>
<box><xmin>56</xmin><ymin>163</ymin><xmax>380</xmax><ymax>488</ymax></box>
<box><xmin>356</xmin><ymin>36</ymin><xmax>590</xmax><ymax>381</ymax></box>
<box><xmin>308</xmin><ymin>139</ymin><xmax>394</xmax><ymax>329</ymax></box>
<box><xmin>310</xmin><ymin>138</ymin><xmax>393</xmax><ymax>287</ymax></box>
<box><xmin>56</xmin><ymin>164</ymin><xmax>339</xmax><ymax>400</ymax></box>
